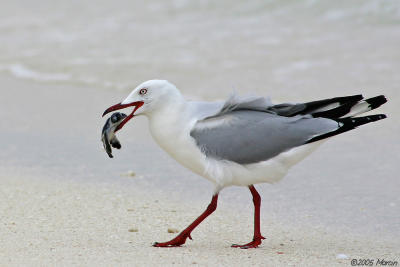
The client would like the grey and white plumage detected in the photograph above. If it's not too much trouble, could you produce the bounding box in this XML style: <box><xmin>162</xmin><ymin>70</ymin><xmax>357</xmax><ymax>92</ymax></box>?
<box><xmin>190</xmin><ymin>94</ymin><xmax>386</xmax><ymax>165</ymax></box>
<box><xmin>190</xmin><ymin>101</ymin><xmax>339</xmax><ymax>164</ymax></box>
<box><xmin>102</xmin><ymin>80</ymin><xmax>387</xmax><ymax>248</ymax></box>
<box><xmin>103</xmin><ymin>80</ymin><xmax>387</xmax><ymax>189</ymax></box>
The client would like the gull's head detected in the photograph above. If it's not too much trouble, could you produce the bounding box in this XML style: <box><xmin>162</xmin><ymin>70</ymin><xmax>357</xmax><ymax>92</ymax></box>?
<box><xmin>102</xmin><ymin>80</ymin><xmax>181</xmax><ymax>131</ymax></box>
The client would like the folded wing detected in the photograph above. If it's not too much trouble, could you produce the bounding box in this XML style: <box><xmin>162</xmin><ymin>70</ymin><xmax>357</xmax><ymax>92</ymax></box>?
<box><xmin>190</xmin><ymin>94</ymin><xmax>387</xmax><ymax>164</ymax></box>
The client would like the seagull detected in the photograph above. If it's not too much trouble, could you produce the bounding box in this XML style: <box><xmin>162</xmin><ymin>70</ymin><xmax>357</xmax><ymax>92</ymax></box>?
<box><xmin>102</xmin><ymin>80</ymin><xmax>387</xmax><ymax>249</ymax></box>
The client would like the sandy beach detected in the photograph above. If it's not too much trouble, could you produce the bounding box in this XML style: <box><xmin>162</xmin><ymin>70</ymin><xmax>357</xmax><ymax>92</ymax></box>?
<box><xmin>1</xmin><ymin>1</ymin><xmax>400</xmax><ymax>265</ymax></box>
<box><xmin>1</xmin><ymin>75</ymin><xmax>399</xmax><ymax>266</ymax></box>
<box><xmin>1</xmin><ymin>169</ymin><xmax>398</xmax><ymax>267</ymax></box>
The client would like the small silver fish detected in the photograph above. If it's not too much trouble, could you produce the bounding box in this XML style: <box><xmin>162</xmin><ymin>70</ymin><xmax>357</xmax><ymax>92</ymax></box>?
<box><xmin>101</xmin><ymin>112</ymin><xmax>127</xmax><ymax>158</ymax></box>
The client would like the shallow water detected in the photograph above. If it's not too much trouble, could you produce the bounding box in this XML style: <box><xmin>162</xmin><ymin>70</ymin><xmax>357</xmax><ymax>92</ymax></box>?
<box><xmin>1</xmin><ymin>1</ymin><xmax>399</xmax><ymax>241</ymax></box>
<box><xmin>1</xmin><ymin>0</ymin><xmax>400</xmax><ymax>99</ymax></box>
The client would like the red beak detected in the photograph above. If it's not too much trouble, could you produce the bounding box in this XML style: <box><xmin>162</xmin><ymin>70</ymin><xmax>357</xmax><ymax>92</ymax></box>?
<box><xmin>102</xmin><ymin>101</ymin><xmax>144</xmax><ymax>131</ymax></box>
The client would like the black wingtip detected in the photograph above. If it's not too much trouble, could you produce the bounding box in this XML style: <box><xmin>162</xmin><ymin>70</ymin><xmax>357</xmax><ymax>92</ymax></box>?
<box><xmin>339</xmin><ymin>113</ymin><xmax>387</xmax><ymax>127</ymax></box>
<box><xmin>306</xmin><ymin>113</ymin><xmax>387</xmax><ymax>144</ymax></box>
<box><xmin>298</xmin><ymin>94</ymin><xmax>364</xmax><ymax>116</ymax></box>
<box><xmin>342</xmin><ymin>94</ymin><xmax>364</xmax><ymax>104</ymax></box>
<box><xmin>378</xmin><ymin>114</ymin><xmax>387</xmax><ymax>120</ymax></box>
<box><xmin>365</xmin><ymin>95</ymin><xmax>387</xmax><ymax>109</ymax></box>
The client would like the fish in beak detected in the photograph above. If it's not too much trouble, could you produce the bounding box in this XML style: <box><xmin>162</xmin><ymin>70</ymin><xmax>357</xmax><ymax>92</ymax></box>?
<box><xmin>101</xmin><ymin>112</ymin><xmax>127</xmax><ymax>158</ymax></box>
<box><xmin>102</xmin><ymin>101</ymin><xmax>144</xmax><ymax>132</ymax></box>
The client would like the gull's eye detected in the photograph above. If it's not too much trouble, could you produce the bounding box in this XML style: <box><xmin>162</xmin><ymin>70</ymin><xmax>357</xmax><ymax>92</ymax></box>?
<box><xmin>139</xmin><ymin>88</ymin><xmax>148</xmax><ymax>95</ymax></box>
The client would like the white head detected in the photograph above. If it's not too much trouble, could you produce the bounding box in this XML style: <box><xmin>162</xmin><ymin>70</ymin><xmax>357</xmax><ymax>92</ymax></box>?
<box><xmin>102</xmin><ymin>80</ymin><xmax>182</xmax><ymax>131</ymax></box>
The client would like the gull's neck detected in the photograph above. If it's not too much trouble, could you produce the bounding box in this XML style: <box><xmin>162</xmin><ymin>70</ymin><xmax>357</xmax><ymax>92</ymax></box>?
<box><xmin>145</xmin><ymin>92</ymin><xmax>193</xmax><ymax>141</ymax></box>
<box><xmin>146</xmin><ymin>91</ymin><xmax>188</xmax><ymax>121</ymax></box>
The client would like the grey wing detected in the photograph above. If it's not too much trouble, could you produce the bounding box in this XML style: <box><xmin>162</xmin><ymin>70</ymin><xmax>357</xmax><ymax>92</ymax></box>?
<box><xmin>190</xmin><ymin>110</ymin><xmax>339</xmax><ymax>164</ymax></box>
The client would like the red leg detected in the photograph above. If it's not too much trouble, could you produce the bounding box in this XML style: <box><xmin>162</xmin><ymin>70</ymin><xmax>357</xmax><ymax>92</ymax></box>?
<box><xmin>232</xmin><ymin>185</ymin><xmax>265</xmax><ymax>249</ymax></box>
<box><xmin>153</xmin><ymin>194</ymin><xmax>218</xmax><ymax>247</ymax></box>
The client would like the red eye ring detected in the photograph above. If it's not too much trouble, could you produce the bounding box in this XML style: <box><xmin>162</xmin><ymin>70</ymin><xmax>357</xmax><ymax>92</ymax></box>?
<box><xmin>139</xmin><ymin>88</ymin><xmax>148</xmax><ymax>95</ymax></box>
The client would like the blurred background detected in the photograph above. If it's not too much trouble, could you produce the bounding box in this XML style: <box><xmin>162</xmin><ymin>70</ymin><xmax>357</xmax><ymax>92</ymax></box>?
<box><xmin>0</xmin><ymin>0</ymin><xmax>399</xmax><ymax>240</ymax></box>
<box><xmin>1</xmin><ymin>0</ymin><xmax>399</xmax><ymax>99</ymax></box>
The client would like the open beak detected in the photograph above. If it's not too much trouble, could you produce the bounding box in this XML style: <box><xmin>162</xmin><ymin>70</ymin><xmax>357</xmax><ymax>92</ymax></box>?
<box><xmin>102</xmin><ymin>101</ymin><xmax>144</xmax><ymax>131</ymax></box>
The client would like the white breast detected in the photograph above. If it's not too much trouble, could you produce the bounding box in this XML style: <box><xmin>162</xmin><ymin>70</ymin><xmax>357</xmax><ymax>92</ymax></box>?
<box><xmin>147</xmin><ymin>108</ymin><xmax>212</xmax><ymax>181</ymax></box>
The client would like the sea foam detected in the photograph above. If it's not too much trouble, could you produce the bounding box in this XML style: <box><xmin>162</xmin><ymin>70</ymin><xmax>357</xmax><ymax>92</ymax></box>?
<box><xmin>7</xmin><ymin>64</ymin><xmax>71</xmax><ymax>82</ymax></box>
